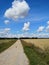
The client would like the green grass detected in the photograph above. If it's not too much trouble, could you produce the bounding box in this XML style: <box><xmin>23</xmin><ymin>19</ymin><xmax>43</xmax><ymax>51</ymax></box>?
<box><xmin>21</xmin><ymin>40</ymin><xmax>49</xmax><ymax>65</ymax></box>
<box><xmin>0</xmin><ymin>39</ymin><xmax>17</xmax><ymax>53</ymax></box>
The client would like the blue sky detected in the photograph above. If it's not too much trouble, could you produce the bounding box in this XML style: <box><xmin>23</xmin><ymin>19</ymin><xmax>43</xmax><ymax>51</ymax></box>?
<box><xmin>0</xmin><ymin>0</ymin><xmax>49</xmax><ymax>38</ymax></box>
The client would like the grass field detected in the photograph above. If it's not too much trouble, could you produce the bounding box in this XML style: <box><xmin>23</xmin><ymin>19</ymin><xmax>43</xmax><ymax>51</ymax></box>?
<box><xmin>21</xmin><ymin>39</ymin><xmax>49</xmax><ymax>65</ymax></box>
<box><xmin>0</xmin><ymin>39</ymin><xmax>17</xmax><ymax>53</ymax></box>
<box><xmin>22</xmin><ymin>39</ymin><xmax>49</xmax><ymax>50</ymax></box>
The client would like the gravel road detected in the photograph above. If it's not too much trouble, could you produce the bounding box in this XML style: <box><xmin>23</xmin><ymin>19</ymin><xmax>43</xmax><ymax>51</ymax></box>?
<box><xmin>0</xmin><ymin>40</ymin><xmax>29</xmax><ymax>65</ymax></box>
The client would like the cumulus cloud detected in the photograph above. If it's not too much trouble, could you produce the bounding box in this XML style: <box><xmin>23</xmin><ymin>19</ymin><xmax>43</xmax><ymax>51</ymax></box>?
<box><xmin>17</xmin><ymin>34</ymin><xmax>24</xmax><ymax>38</ymax></box>
<box><xmin>4</xmin><ymin>0</ymin><xmax>30</xmax><ymax>20</ymax></box>
<box><xmin>4</xmin><ymin>28</ymin><xmax>10</xmax><ymax>33</ymax></box>
<box><xmin>38</xmin><ymin>33</ymin><xmax>49</xmax><ymax>38</ymax></box>
<box><xmin>17</xmin><ymin>32</ymin><xmax>31</xmax><ymax>38</ymax></box>
<box><xmin>47</xmin><ymin>21</ymin><xmax>49</xmax><ymax>25</ymax></box>
<box><xmin>16</xmin><ymin>33</ymin><xmax>49</xmax><ymax>38</ymax></box>
<box><xmin>46</xmin><ymin>25</ymin><xmax>49</xmax><ymax>32</ymax></box>
<box><xmin>37</xmin><ymin>26</ymin><xmax>44</xmax><ymax>32</ymax></box>
<box><xmin>31</xmin><ymin>33</ymin><xmax>49</xmax><ymax>38</ymax></box>
<box><xmin>0</xmin><ymin>28</ymin><xmax>10</xmax><ymax>37</ymax></box>
<box><xmin>45</xmin><ymin>21</ymin><xmax>49</xmax><ymax>32</ymax></box>
<box><xmin>0</xmin><ymin>28</ymin><xmax>10</xmax><ymax>33</ymax></box>
<box><xmin>6</xmin><ymin>34</ymin><xmax>17</xmax><ymax>38</ymax></box>
<box><xmin>4</xmin><ymin>20</ymin><xmax>9</xmax><ymax>24</ymax></box>
<box><xmin>22</xmin><ymin>22</ymin><xmax>30</xmax><ymax>31</ymax></box>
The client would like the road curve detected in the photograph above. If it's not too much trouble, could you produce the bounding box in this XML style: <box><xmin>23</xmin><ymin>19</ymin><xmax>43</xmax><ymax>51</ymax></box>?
<box><xmin>0</xmin><ymin>40</ymin><xmax>29</xmax><ymax>65</ymax></box>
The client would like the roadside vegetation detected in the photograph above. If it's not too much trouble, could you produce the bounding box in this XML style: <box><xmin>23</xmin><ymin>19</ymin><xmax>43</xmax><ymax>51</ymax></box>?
<box><xmin>0</xmin><ymin>39</ymin><xmax>17</xmax><ymax>53</ymax></box>
<box><xmin>21</xmin><ymin>39</ymin><xmax>49</xmax><ymax>65</ymax></box>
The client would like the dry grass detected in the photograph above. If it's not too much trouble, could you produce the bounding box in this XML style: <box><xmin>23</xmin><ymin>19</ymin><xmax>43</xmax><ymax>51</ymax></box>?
<box><xmin>21</xmin><ymin>39</ymin><xmax>49</xmax><ymax>65</ymax></box>
<box><xmin>0</xmin><ymin>39</ymin><xmax>17</xmax><ymax>53</ymax></box>
<box><xmin>22</xmin><ymin>39</ymin><xmax>49</xmax><ymax>50</ymax></box>
<box><xmin>0</xmin><ymin>39</ymin><xmax>13</xmax><ymax>44</ymax></box>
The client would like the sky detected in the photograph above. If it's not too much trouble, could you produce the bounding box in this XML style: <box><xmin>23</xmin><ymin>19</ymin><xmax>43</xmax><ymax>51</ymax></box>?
<box><xmin>0</xmin><ymin>0</ymin><xmax>49</xmax><ymax>38</ymax></box>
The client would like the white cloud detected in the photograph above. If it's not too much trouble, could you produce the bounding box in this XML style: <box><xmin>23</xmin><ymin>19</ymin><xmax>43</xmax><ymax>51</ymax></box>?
<box><xmin>17</xmin><ymin>34</ymin><xmax>24</xmax><ymax>38</ymax></box>
<box><xmin>6</xmin><ymin>34</ymin><xmax>17</xmax><ymax>38</ymax></box>
<box><xmin>4</xmin><ymin>28</ymin><xmax>10</xmax><ymax>33</ymax></box>
<box><xmin>47</xmin><ymin>21</ymin><xmax>49</xmax><ymax>25</ymax></box>
<box><xmin>0</xmin><ymin>28</ymin><xmax>10</xmax><ymax>37</ymax></box>
<box><xmin>0</xmin><ymin>31</ymin><xmax>49</xmax><ymax>38</ymax></box>
<box><xmin>17</xmin><ymin>32</ymin><xmax>31</xmax><ymax>38</ymax></box>
<box><xmin>38</xmin><ymin>33</ymin><xmax>49</xmax><ymax>38</ymax></box>
<box><xmin>4</xmin><ymin>0</ymin><xmax>30</xmax><ymax>20</ymax></box>
<box><xmin>37</xmin><ymin>26</ymin><xmax>44</xmax><ymax>32</ymax></box>
<box><xmin>0</xmin><ymin>28</ymin><xmax>10</xmax><ymax>33</ymax></box>
<box><xmin>16</xmin><ymin>33</ymin><xmax>49</xmax><ymax>38</ymax></box>
<box><xmin>22</xmin><ymin>22</ymin><xmax>30</xmax><ymax>31</ymax></box>
<box><xmin>4</xmin><ymin>20</ymin><xmax>9</xmax><ymax>24</ymax></box>
<box><xmin>46</xmin><ymin>25</ymin><xmax>49</xmax><ymax>32</ymax></box>
<box><xmin>31</xmin><ymin>33</ymin><xmax>49</xmax><ymax>38</ymax></box>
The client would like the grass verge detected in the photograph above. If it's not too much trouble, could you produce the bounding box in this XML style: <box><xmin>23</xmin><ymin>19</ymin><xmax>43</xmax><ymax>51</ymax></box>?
<box><xmin>21</xmin><ymin>40</ymin><xmax>49</xmax><ymax>65</ymax></box>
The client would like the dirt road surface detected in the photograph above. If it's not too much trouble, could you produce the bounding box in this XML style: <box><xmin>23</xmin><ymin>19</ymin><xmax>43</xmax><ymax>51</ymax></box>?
<box><xmin>0</xmin><ymin>40</ymin><xmax>29</xmax><ymax>65</ymax></box>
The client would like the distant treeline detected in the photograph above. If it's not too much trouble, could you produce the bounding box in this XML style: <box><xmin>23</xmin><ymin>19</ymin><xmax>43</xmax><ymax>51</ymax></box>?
<box><xmin>19</xmin><ymin>37</ymin><xmax>38</xmax><ymax>39</ymax></box>
<box><xmin>0</xmin><ymin>38</ymin><xmax>18</xmax><ymax>39</ymax></box>
<box><xmin>0</xmin><ymin>37</ymin><xmax>49</xmax><ymax>39</ymax></box>
<box><xmin>19</xmin><ymin>37</ymin><xmax>49</xmax><ymax>39</ymax></box>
